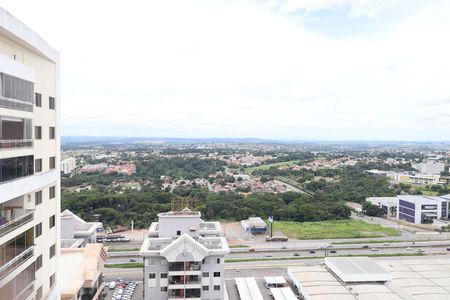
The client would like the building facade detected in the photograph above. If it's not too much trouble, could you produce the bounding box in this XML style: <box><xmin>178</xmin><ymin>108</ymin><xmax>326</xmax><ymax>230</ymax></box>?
<box><xmin>0</xmin><ymin>7</ymin><xmax>60</xmax><ymax>300</ymax></box>
<box><xmin>140</xmin><ymin>208</ymin><xmax>229</xmax><ymax>300</ymax></box>
<box><xmin>60</xmin><ymin>157</ymin><xmax>76</xmax><ymax>174</ymax></box>
<box><xmin>368</xmin><ymin>195</ymin><xmax>450</xmax><ymax>224</ymax></box>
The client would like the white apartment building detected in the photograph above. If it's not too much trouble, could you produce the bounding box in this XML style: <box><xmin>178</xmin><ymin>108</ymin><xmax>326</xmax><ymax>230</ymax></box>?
<box><xmin>0</xmin><ymin>7</ymin><xmax>60</xmax><ymax>300</ymax></box>
<box><xmin>60</xmin><ymin>157</ymin><xmax>76</xmax><ymax>174</ymax></box>
<box><xmin>413</xmin><ymin>158</ymin><xmax>447</xmax><ymax>175</ymax></box>
<box><xmin>140</xmin><ymin>208</ymin><xmax>229</xmax><ymax>300</ymax></box>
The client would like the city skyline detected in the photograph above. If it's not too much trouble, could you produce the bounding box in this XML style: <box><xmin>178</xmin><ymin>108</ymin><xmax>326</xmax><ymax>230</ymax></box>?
<box><xmin>2</xmin><ymin>0</ymin><xmax>450</xmax><ymax>141</ymax></box>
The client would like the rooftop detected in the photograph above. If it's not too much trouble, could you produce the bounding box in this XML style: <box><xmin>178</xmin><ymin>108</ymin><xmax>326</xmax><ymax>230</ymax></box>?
<box><xmin>289</xmin><ymin>257</ymin><xmax>450</xmax><ymax>300</ymax></box>
<box><xmin>59</xmin><ymin>244</ymin><xmax>108</xmax><ymax>299</ymax></box>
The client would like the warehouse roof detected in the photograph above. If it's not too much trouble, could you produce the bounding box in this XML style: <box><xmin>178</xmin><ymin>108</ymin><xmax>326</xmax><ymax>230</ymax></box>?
<box><xmin>325</xmin><ymin>257</ymin><xmax>391</xmax><ymax>283</ymax></box>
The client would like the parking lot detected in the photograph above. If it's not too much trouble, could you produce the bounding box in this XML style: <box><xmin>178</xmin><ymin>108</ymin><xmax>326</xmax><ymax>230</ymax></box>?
<box><xmin>102</xmin><ymin>280</ymin><xmax>143</xmax><ymax>300</ymax></box>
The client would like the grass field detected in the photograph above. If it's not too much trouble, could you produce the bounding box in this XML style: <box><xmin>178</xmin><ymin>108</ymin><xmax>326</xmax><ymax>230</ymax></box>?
<box><xmin>107</xmin><ymin>247</ymin><xmax>140</xmax><ymax>252</ymax></box>
<box><xmin>229</xmin><ymin>244</ymin><xmax>250</xmax><ymax>248</ymax></box>
<box><xmin>275</xmin><ymin>220</ymin><xmax>400</xmax><ymax>239</ymax></box>
<box><xmin>243</xmin><ymin>161</ymin><xmax>299</xmax><ymax>174</ymax></box>
<box><xmin>105</xmin><ymin>262</ymin><xmax>144</xmax><ymax>268</ymax></box>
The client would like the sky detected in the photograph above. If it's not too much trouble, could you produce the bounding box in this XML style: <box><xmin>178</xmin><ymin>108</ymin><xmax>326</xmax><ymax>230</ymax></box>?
<box><xmin>2</xmin><ymin>0</ymin><xmax>450</xmax><ymax>141</ymax></box>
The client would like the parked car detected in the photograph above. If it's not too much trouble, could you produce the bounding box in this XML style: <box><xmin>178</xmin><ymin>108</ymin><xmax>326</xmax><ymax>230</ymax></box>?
<box><xmin>109</xmin><ymin>281</ymin><xmax>116</xmax><ymax>290</ymax></box>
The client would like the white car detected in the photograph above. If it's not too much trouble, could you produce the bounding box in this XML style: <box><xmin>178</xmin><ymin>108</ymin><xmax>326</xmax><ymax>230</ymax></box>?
<box><xmin>109</xmin><ymin>281</ymin><xmax>116</xmax><ymax>290</ymax></box>
<box><xmin>406</xmin><ymin>247</ymin><xmax>413</xmax><ymax>251</ymax></box>
<box><xmin>266</xmin><ymin>253</ymin><xmax>273</xmax><ymax>257</ymax></box>
<box><xmin>383</xmin><ymin>242</ymin><xmax>390</xmax><ymax>246</ymax></box>
<box><xmin>371</xmin><ymin>248</ymin><xmax>379</xmax><ymax>252</ymax></box>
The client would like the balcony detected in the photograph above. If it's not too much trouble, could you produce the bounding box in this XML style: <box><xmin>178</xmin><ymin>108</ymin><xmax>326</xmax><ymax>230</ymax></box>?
<box><xmin>13</xmin><ymin>281</ymin><xmax>34</xmax><ymax>300</ymax></box>
<box><xmin>168</xmin><ymin>288</ymin><xmax>201</xmax><ymax>299</ymax></box>
<box><xmin>169</xmin><ymin>262</ymin><xmax>201</xmax><ymax>272</ymax></box>
<box><xmin>0</xmin><ymin>246</ymin><xmax>34</xmax><ymax>279</ymax></box>
<box><xmin>0</xmin><ymin>73</ymin><xmax>34</xmax><ymax>113</ymax></box>
<box><xmin>0</xmin><ymin>155</ymin><xmax>34</xmax><ymax>184</ymax></box>
<box><xmin>0</xmin><ymin>139</ymin><xmax>33</xmax><ymax>149</ymax></box>
<box><xmin>0</xmin><ymin>210</ymin><xmax>34</xmax><ymax>238</ymax></box>
<box><xmin>169</xmin><ymin>275</ymin><xmax>201</xmax><ymax>285</ymax></box>
<box><xmin>0</xmin><ymin>116</ymin><xmax>33</xmax><ymax>150</ymax></box>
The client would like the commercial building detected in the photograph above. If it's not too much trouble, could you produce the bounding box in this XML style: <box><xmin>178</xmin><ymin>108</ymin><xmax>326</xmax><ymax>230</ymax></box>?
<box><xmin>397</xmin><ymin>195</ymin><xmax>449</xmax><ymax>224</ymax></box>
<box><xmin>288</xmin><ymin>257</ymin><xmax>450</xmax><ymax>300</ymax></box>
<box><xmin>240</xmin><ymin>217</ymin><xmax>267</xmax><ymax>233</ymax></box>
<box><xmin>61</xmin><ymin>209</ymin><xmax>103</xmax><ymax>248</ymax></box>
<box><xmin>140</xmin><ymin>208</ymin><xmax>229</xmax><ymax>300</ymax></box>
<box><xmin>59</xmin><ymin>244</ymin><xmax>108</xmax><ymax>300</ymax></box>
<box><xmin>366</xmin><ymin>197</ymin><xmax>398</xmax><ymax>216</ymax></box>
<box><xmin>367</xmin><ymin>195</ymin><xmax>450</xmax><ymax>224</ymax></box>
<box><xmin>0</xmin><ymin>7</ymin><xmax>60</xmax><ymax>300</ymax></box>
<box><xmin>60</xmin><ymin>157</ymin><xmax>76</xmax><ymax>174</ymax></box>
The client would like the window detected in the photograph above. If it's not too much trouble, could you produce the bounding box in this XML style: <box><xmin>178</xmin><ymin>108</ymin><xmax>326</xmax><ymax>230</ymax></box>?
<box><xmin>176</xmin><ymin>230</ymin><xmax>181</xmax><ymax>236</ymax></box>
<box><xmin>36</xmin><ymin>286</ymin><xmax>43</xmax><ymax>300</ymax></box>
<box><xmin>149</xmin><ymin>273</ymin><xmax>156</xmax><ymax>279</ymax></box>
<box><xmin>35</xmin><ymin>254</ymin><xmax>43</xmax><ymax>271</ymax></box>
<box><xmin>35</xmin><ymin>126</ymin><xmax>42</xmax><ymax>139</ymax></box>
<box><xmin>35</xmin><ymin>223</ymin><xmax>42</xmax><ymax>238</ymax></box>
<box><xmin>214</xmin><ymin>285</ymin><xmax>220</xmax><ymax>291</ymax></box>
<box><xmin>160</xmin><ymin>287</ymin><xmax>168</xmax><ymax>292</ymax></box>
<box><xmin>160</xmin><ymin>273</ymin><xmax>168</xmax><ymax>278</ymax></box>
<box><xmin>35</xmin><ymin>158</ymin><xmax>42</xmax><ymax>172</ymax></box>
<box><xmin>213</xmin><ymin>272</ymin><xmax>220</xmax><ymax>277</ymax></box>
<box><xmin>217</xmin><ymin>258</ymin><xmax>221</xmax><ymax>264</ymax></box>
<box><xmin>49</xmin><ymin>97</ymin><xmax>55</xmax><ymax>110</ymax></box>
<box><xmin>202</xmin><ymin>272</ymin><xmax>209</xmax><ymax>277</ymax></box>
<box><xmin>35</xmin><ymin>93</ymin><xmax>42</xmax><ymax>107</ymax></box>
<box><xmin>0</xmin><ymin>155</ymin><xmax>34</xmax><ymax>182</ymax></box>
<box><xmin>35</xmin><ymin>191</ymin><xmax>42</xmax><ymax>205</ymax></box>
<box><xmin>202</xmin><ymin>286</ymin><xmax>209</xmax><ymax>291</ymax></box>
<box><xmin>49</xmin><ymin>127</ymin><xmax>55</xmax><ymax>139</ymax></box>
<box><xmin>49</xmin><ymin>215</ymin><xmax>55</xmax><ymax>228</ymax></box>
<box><xmin>49</xmin><ymin>186</ymin><xmax>56</xmax><ymax>199</ymax></box>
<box><xmin>49</xmin><ymin>273</ymin><xmax>56</xmax><ymax>288</ymax></box>
<box><xmin>49</xmin><ymin>156</ymin><xmax>56</xmax><ymax>169</ymax></box>
<box><xmin>49</xmin><ymin>244</ymin><xmax>56</xmax><ymax>258</ymax></box>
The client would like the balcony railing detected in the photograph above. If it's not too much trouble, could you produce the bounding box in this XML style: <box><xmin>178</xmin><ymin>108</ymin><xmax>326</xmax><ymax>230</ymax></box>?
<box><xmin>0</xmin><ymin>246</ymin><xmax>34</xmax><ymax>279</ymax></box>
<box><xmin>0</xmin><ymin>211</ymin><xmax>34</xmax><ymax>238</ymax></box>
<box><xmin>0</xmin><ymin>139</ymin><xmax>33</xmax><ymax>149</ymax></box>
<box><xmin>13</xmin><ymin>281</ymin><xmax>34</xmax><ymax>300</ymax></box>
<box><xmin>0</xmin><ymin>96</ymin><xmax>33</xmax><ymax>112</ymax></box>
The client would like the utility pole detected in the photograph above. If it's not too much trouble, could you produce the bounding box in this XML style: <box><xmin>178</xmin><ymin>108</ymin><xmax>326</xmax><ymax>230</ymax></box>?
<box><xmin>131</xmin><ymin>220</ymin><xmax>134</xmax><ymax>233</ymax></box>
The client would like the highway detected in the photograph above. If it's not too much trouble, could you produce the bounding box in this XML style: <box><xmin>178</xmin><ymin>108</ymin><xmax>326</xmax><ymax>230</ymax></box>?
<box><xmin>106</xmin><ymin>241</ymin><xmax>450</xmax><ymax>265</ymax></box>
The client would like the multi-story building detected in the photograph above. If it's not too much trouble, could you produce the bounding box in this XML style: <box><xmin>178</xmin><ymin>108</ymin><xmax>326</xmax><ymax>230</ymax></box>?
<box><xmin>413</xmin><ymin>158</ymin><xmax>447</xmax><ymax>175</ymax></box>
<box><xmin>60</xmin><ymin>157</ymin><xmax>76</xmax><ymax>174</ymax></box>
<box><xmin>0</xmin><ymin>7</ymin><xmax>60</xmax><ymax>300</ymax></box>
<box><xmin>140</xmin><ymin>208</ymin><xmax>229</xmax><ymax>300</ymax></box>
<box><xmin>368</xmin><ymin>195</ymin><xmax>450</xmax><ymax>224</ymax></box>
<box><xmin>61</xmin><ymin>209</ymin><xmax>103</xmax><ymax>248</ymax></box>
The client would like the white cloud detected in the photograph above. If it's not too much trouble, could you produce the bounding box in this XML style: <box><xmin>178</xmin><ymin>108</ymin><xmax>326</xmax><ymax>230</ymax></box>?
<box><xmin>1</xmin><ymin>0</ymin><xmax>449</xmax><ymax>140</ymax></box>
